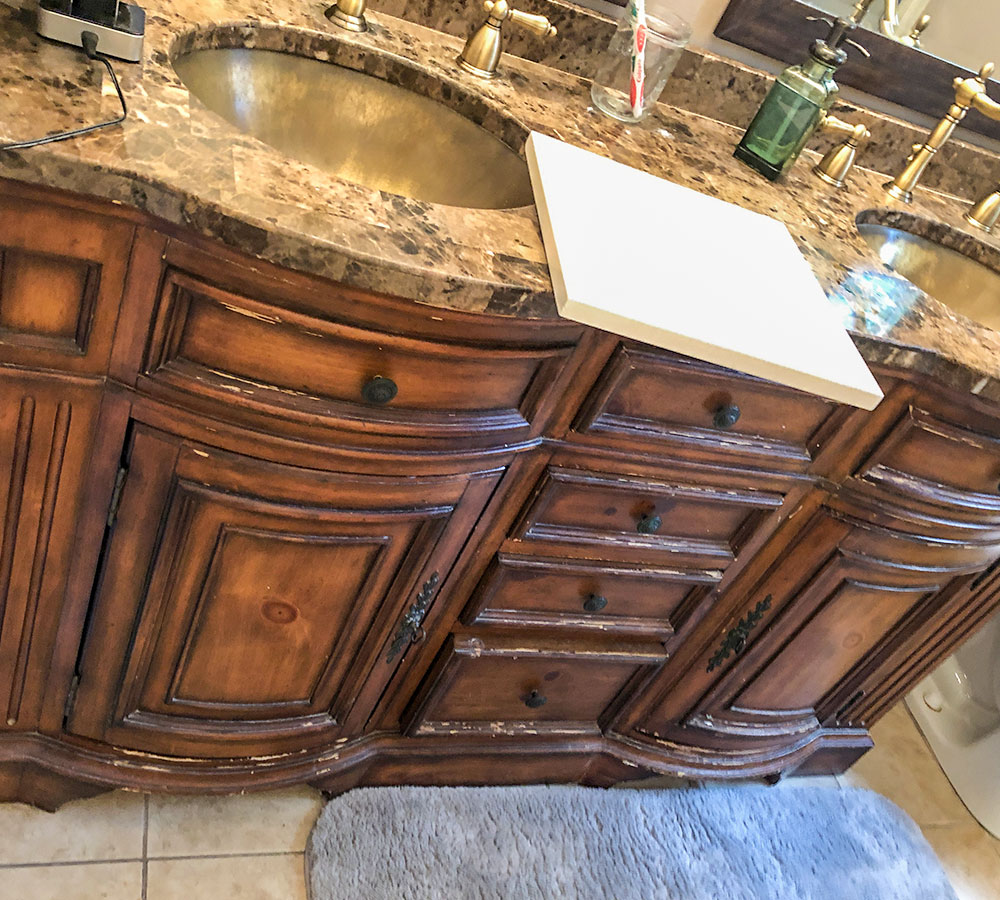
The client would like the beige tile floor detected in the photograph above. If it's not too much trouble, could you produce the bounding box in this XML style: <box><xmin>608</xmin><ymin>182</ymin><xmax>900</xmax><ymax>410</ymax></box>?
<box><xmin>1</xmin><ymin>703</ymin><xmax>997</xmax><ymax>899</ymax></box>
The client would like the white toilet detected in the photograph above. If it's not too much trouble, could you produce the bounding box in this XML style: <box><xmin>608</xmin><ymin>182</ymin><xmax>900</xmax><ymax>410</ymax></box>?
<box><xmin>906</xmin><ymin>608</ymin><xmax>1000</xmax><ymax>838</ymax></box>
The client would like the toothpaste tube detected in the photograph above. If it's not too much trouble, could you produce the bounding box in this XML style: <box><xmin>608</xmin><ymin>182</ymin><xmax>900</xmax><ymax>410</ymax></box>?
<box><xmin>629</xmin><ymin>0</ymin><xmax>647</xmax><ymax>118</ymax></box>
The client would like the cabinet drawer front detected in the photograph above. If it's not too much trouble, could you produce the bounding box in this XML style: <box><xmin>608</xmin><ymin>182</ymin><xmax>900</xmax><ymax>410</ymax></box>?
<box><xmin>465</xmin><ymin>554</ymin><xmax>720</xmax><ymax>637</ymax></box>
<box><xmin>512</xmin><ymin>466</ymin><xmax>785</xmax><ymax>567</ymax></box>
<box><xmin>411</xmin><ymin>634</ymin><xmax>664</xmax><ymax>735</ymax></box>
<box><xmin>0</xmin><ymin>185</ymin><xmax>133</xmax><ymax>372</ymax></box>
<box><xmin>142</xmin><ymin>269</ymin><xmax>575</xmax><ymax>449</ymax></box>
<box><xmin>575</xmin><ymin>345</ymin><xmax>839</xmax><ymax>467</ymax></box>
<box><xmin>856</xmin><ymin>407</ymin><xmax>1000</xmax><ymax>511</ymax></box>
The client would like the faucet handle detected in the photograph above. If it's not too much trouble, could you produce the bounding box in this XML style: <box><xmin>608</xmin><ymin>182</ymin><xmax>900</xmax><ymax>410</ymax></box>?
<box><xmin>458</xmin><ymin>0</ymin><xmax>555</xmax><ymax>78</ymax></box>
<box><xmin>966</xmin><ymin>184</ymin><xmax>1000</xmax><ymax>233</ymax></box>
<box><xmin>813</xmin><ymin>116</ymin><xmax>871</xmax><ymax>188</ymax></box>
<box><xmin>953</xmin><ymin>62</ymin><xmax>997</xmax><ymax>109</ymax></box>
<box><xmin>483</xmin><ymin>0</ymin><xmax>557</xmax><ymax>38</ymax></box>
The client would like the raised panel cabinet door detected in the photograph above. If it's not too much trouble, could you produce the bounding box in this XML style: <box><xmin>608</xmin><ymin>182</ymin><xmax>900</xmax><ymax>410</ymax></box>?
<box><xmin>0</xmin><ymin>371</ymin><xmax>103</xmax><ymax>733</ymax></box>
<box><xmin>66</xmin><ymin>424</ymin><xmax>501</xmax><ymax>758</ymax></box>
<box><xmin>0</xmin><ymin>182</ymin><xmax>135</xmax><ymax>373</ymax></box>
<box><xmin>632</xmin><ymin>507</ymin><xmax>987</xmax><ymax>762</ymax></box>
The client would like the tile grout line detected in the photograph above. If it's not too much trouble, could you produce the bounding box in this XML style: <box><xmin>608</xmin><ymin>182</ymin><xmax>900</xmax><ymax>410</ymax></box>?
<box><xmin>0</xmin><ymin>850</ymin><xmax>304</xmax><ymax>870</ymax></box>
<box><xmin>142</xmin><ymin>794</ymin><xmax>149</xmax><ymax>900</ymax></box>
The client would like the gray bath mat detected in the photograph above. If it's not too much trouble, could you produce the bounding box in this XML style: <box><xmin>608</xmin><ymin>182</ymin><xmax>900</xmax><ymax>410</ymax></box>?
<box><xmin>307</xmin><ymin>784</ymin><xmax>957</xmax><ymax>899</ymax></box>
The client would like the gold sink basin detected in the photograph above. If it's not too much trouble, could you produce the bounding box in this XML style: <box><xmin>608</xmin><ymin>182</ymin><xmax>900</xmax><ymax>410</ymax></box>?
<box><xmin>173</xmin><ymin>48</ymin><xmax>533</xmax><ymax>209</ymax></box>
<box><xmin>858</xmin><ymin>222</ymin><xmax>1000</xmax><ymax>331</ymax></box>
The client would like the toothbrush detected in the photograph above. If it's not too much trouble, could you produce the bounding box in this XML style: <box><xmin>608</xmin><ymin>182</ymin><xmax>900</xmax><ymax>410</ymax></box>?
<box><xmin>629</xmin><ymin>0</ymin><xmax>647</xmax><ymax>118</ymax></box>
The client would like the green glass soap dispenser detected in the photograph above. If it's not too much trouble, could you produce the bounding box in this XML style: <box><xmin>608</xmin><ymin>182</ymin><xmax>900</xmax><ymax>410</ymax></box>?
<box><xmin>734</xmin><ymin>14</ymin><xmax>865</xmax><ymax>181</ymax></box>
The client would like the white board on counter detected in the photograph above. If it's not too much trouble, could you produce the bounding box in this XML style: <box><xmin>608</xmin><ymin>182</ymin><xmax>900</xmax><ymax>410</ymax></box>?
<box><xmin>525</xmin><ymin>131</ymin><xmax>883</xmax><ymax>410</ymax></box>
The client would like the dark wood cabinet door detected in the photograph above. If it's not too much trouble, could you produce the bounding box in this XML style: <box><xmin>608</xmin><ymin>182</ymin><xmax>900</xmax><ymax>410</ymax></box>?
<box><xmin>633</xmin><ymin>506</ymin><xmax>989</xmax><ymax>761</ymax></box>
<box><xmin>0</xmin><ymin>182</ymin><xmax>134</xmax><ymax>373</ymax></box>
<box><xmin>67</xmin><ymin>425</ymin><xmax>500</xmax><ymax>758</ymax></box>
<box><xmin>0</xmin><ymin>371</ymin><xmax>104</xmax><ymax>733</ymax></box>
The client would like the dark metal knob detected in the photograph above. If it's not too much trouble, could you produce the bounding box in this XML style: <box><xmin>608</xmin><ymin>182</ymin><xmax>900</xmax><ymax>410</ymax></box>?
<box><xmin>636</xmin><ymin>513</ymin><xmax>662</xmax><ymax>535</ymax></box>
<box><xmin>713</xmin><ymin>404</ymin><xmax>741</xmax><ymax>429</ymax></box>
<box><xmin>583</xmin><ymin>593</ymin><xmax>608</xmax><ymax>612</ymax></box>
<box><xmin>362</xmin><ymin>375</ymin><xmax>398</xmax><ymax>405</ymax></box>
<box><xmin>524</xmin><ymin>690</ymin><xmax>547</xmax><ymax>709</ymax></box>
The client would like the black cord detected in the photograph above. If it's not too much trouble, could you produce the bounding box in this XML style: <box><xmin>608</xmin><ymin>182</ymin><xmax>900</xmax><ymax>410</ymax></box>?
<box><xmin>1</xmin><ymin>31</ymin><xmax>128</xmax><ymax>151</ymax></box>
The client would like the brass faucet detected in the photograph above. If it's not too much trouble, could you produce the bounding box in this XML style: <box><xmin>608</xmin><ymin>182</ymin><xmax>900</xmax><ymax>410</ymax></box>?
<box><xmin>813</xmin><ymin>114</ymin><xmax>872</xmax><ymax>188</ymax></box>
<box><xmin>879</xmin><ymin>1</ymin><xmax>931</xmax><ymax>48</ymax></box>
<box><xmin>325</xmin><ymin>0</ymin><xmax>367</xmax><ymax>33</ymax></box>
<box><xmin>885</xmin><ymin>63</ymin><xmax>1000</xmax><ymax>203</ymax></box>
<box><xmin>457</xmin><ymin>0</ymin><xmax>557</xmax><ymax>79</ymax></box>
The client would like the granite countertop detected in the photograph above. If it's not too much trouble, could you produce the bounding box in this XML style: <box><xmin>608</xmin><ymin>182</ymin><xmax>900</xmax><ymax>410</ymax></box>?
<box><xmin>4</xmin><ymin>0</ymin><xmax>1000</xmax><ymax>401</ymax></box>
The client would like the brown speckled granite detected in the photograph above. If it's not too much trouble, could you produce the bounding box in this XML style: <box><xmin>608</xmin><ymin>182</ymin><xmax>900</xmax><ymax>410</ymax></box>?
<box><xmin>4</xmin><ymin>1</ymin><xmax>1000</xmax><ymax>400</ymax></box>
<box><xmin>369</xmin><ymin>0</ymin><xmax>1000</xmax><ymax>202</ymax></box>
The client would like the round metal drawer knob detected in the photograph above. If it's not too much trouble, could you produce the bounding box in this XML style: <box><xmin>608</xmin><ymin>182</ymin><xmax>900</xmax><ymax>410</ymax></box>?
<box><xmin>583</xmin><ymin>593</ymin><xmax>608</xmax><ymax>613</ymax></box>
<box><xmin>713</xmin><ymin>404</ymin><xmax>741</xmax><ymax>430</ymax></box>
<box><xmin>524</xmin><ymin>690</ymin><xmax>548</xmax><ymax>709</ymax></box>
<box><xmin>362</xmin><ymin>375</ymin><xmax>398</xmax><ymax>405</ymax></box>
<box><xmin>636</xmin><ymin>513</ymin><xmax>662</xmax><ymax>535</ymax></box>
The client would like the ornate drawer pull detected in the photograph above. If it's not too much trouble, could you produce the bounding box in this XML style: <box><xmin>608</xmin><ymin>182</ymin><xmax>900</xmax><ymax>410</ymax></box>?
<box><xmin>707</xmin><ymin>595</ymin><xmax>772</xmax><ymax>673</ymax></box>
<box><xmin>362</xmin><ymin>375</ymin><xmax>398</xmax><ymax>405</ymax></box>
<box><xmin>524</xmin><ymin>689</ymin><xmax>548</xmax><ymax>709</ymax></box>
<box><xmin>636</xmin><ymin>513</ymin><xmax>662</xmax><ymax>535</ymax></box>
<box><xmin>713</xmin><ymin>404</ymin><xmax>741</xmax><ymax>429</ymax></box>
<box><xmin>386</xmin><ymin>572</ymin><xmax>439</xmax><ymax>663</ymax></box>
<box><xmin>582</xmin><ymin>593</ymin><xmax>608</xmax><ymax>612</ymax></box>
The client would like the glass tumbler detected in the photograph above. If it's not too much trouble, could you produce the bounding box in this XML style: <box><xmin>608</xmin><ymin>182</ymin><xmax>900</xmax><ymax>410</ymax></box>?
<box><xmin>590</xmin><ymin>2</ymin><xmax>692</xmax><ymax>124</ymax></box>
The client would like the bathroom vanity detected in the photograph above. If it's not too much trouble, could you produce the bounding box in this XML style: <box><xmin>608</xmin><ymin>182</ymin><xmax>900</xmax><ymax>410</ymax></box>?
<box><xmin>4</xmin><ymin>0</ymin><xmax>1000</xmax><ymax>809</ymax></box>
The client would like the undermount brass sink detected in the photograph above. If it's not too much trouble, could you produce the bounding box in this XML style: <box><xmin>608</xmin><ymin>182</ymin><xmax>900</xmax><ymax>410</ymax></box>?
<box><xmin>858</xmin><ymin>222</ymin><xmax>1000</xmax><ymax>332</ymax></box>
<box><xmin>172</xmin><ymin>48</ymin><xmax>533</xmax><ymax>209</ymax></box>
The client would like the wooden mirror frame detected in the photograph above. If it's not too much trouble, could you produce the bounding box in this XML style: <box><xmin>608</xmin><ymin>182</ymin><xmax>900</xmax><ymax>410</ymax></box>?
<box><xmin>715</xmin><ymin>0</ymin><xmax>1000</xmax><ymax>142</ymax></box>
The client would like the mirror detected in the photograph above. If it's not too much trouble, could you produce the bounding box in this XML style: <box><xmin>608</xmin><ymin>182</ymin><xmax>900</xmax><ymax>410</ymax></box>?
<box><xmin>815</xmin><ymin>1</ymin><xmax>994</xmax><ymax>71</ymax></box>
<box><xmin>715</xmin><ymin>0</ymin><xmax>1000</xmax><ymax>142</ymax></box>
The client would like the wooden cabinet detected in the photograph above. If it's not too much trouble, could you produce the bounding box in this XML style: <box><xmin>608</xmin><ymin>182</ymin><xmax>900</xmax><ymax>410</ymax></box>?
<box><xmin>4</xmin><ymin>179</ymin><xmax>1000</xmax><ymax>806</ymax></box>
<box><xmin>632</xmin><ymin>507</ymin><xmax>988</xmax><ymax>761</ymax></box>
<box><xmin>0</xmin><ymin>372</ymin><xmax>104</xmax><ymax>734</ymax></box>
<box><xmin>628</xmin><ymin>395</ymin><xmax>1000</xmax><ymax>772</ymax></box>
<box><xmin>67</xmin><ymin>424</ymin><xmax>501</xmax><ymax>758</ymax></box>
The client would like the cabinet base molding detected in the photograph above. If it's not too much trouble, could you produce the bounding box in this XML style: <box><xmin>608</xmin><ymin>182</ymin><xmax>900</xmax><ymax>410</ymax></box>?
<box><xmin>0</xmin><ymin>728</ymin><xmax>873</xmax><ymax>809</ymax></box>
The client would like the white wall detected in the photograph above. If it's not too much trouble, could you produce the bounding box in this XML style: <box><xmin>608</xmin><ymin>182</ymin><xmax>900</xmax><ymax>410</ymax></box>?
<box><xmin>922</xmin><ymin>0</ymin><xmax>1000</xmax><ymax>72</ymax></box>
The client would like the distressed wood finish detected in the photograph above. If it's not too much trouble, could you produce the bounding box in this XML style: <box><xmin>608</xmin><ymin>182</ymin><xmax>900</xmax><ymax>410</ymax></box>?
<box><xmin>67</xmin><ymin>424</ymin><xmax>502</xmax><ymax>758</ymax></box>
<box><xmin>407</xmin><ymin>632</ymin><xmax>666</xmax><ymax>737</ymax></box>
<box><xmin>571</xmin><ymin>344</ymin><xmax>845</xmax><ymax>472</ymax></box>
<box><xmin>3</xmin><ymin>178</ymin><xmax>1000</xmax><ymax>807</ymax></box>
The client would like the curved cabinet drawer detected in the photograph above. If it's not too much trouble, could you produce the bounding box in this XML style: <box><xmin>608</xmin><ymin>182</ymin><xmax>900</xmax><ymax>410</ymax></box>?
<box><xmin>852</xmin><ymin>406</ymin><xmax>1000</xmax><ymax>532</ymax></box>
<box><xmin>463</xmin><ymin>553</ymin><xmax>720</xmax><ymax>639</ymax></box>
<box><xmin>408</xmin><ymin>633</ymin><xmax>666</xmax><ymax>736</ymax></box>
<box><xmin>138</xmin><ymin>262</ymin><xmax>580</xmax><ymax>453</ymax></box>
<box><xmin>573</xmin><ymin>344</ymin><xmax>842</xmax><ymax>470</ymax></box>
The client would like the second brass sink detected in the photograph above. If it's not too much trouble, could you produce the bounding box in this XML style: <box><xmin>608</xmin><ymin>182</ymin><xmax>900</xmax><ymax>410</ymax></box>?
<box><xmin>858</xmin><ymin>222</ymin><xmax>1000</xmax><ymax>332</ymax></box>
<box><xmin>173</xmin><ymin>47</ymin><xmax>533</xmax><ymax>209</ymax></box>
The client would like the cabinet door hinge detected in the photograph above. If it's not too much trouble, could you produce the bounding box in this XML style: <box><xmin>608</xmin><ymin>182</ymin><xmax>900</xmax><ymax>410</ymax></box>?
<box><xmin>106</xmin><ymin>465</ymin><xmax>129</xmax><ymax>528</ymax></box>
<box><xmin>62</xmin><ymin>674</ymin><xmax>81</xmax><ymax>725</ymax></box>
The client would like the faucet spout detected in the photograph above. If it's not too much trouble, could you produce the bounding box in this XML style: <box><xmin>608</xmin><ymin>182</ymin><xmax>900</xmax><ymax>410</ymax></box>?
<box><xmin>884</xmin><ymin>62</ymin><xmax>998</xmax><ymax>202</ymax></box>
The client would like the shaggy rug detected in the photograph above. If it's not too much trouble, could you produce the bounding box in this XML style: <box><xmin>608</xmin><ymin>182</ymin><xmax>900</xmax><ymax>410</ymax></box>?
<box><xmin>307</xmin><ymin>784</ymin><xmax>958</xmax><ymax>899</ymax></box>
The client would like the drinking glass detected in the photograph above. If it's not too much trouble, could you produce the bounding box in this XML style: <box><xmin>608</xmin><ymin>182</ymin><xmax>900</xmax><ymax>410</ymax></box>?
<box><xmin>590</xmin><ymin>2</ymin><xmax>692</xmax><ymax>123</ymax></box>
